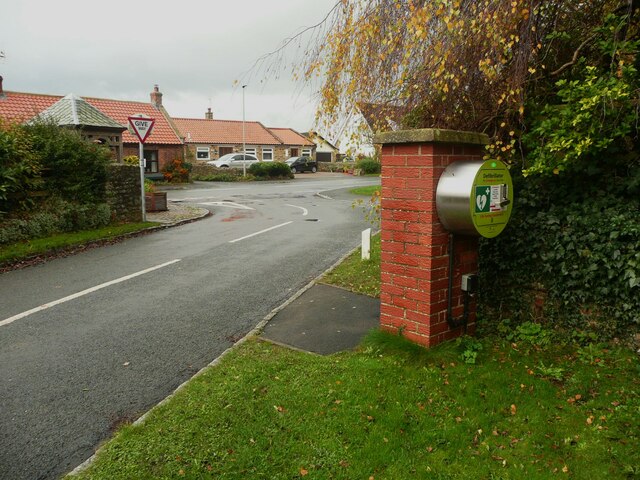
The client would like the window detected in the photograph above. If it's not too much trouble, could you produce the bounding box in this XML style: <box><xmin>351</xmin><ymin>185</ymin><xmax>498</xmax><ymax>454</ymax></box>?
<box><xmin>290</xmin><ymin>147</ymin><xmax>299</xmax><ymax>157</ymax></box>
<box><xmin>244</xmin><ymin>148</ymin><xmax>257</xmax><ymax>156</ymax></box>
<box><xmin>262</xmin><ymin>148</ymin><xmax>274</xmax><ymax>161</ymax></box>
<box><xmin>302</xmin><ymin>148</ymin><xmax>312</xmax><ymax>157</ymax></box>
<box><xmin>196</xmin><ymin>147</ymin><xmax>210</xmax><ymax>160</ymax></box>
<box><xmin>144</xmin><ymin>150</ymin><xmax>159</xmax><ymax>173</ymax></box>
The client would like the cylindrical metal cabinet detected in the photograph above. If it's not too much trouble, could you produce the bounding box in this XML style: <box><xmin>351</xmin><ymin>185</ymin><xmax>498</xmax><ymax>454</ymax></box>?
<box><xmin>436</xmin><ymin>159</ymin><xmax>513</xmax><ymax>238</ymax></box>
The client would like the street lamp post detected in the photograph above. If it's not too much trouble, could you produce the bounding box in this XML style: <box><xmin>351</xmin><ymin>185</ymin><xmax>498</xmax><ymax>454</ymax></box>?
<box><xmin>242</xmin><ymin>85</ymin><xmax>247</xmax><ymax>178</ymax></box>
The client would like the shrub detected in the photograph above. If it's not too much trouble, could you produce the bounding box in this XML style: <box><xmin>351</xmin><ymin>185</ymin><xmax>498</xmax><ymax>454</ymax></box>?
<box><xmin>162</xmin><ymin>158</ymin><xmax>192</xmax><ymax>183</ymax></box>
<box><xmin>248</xmin><ymin>162</ymin><xmax>293</xmax><ymax>179</ymax></box>
<box><xmin>356</xmin><ymin>157</ymin><xmax>381</xmax><ymax>174</ymax></box>
<box><xmin>0</xmin><ymin>122</ymin><xmax>43</xmax><ymax>216</ymax></box>
<box><xmin>0</xmin><ymin>200</ymin><xmax>111</xmax><ymax>245</ymax></box>
<box><xmin>479</xmin><ymin>169</ymin><xmax>640</xmax><ymax>341</ymax></box>
<box><xmin>123</xmin><ymin>155</ymin><xmax>139</xmax><ymax>166</ymax></box>
<box><xmin>24</xmin><ymin>121</ymin><xmax>112</xmax><ymax>204</ymax></box>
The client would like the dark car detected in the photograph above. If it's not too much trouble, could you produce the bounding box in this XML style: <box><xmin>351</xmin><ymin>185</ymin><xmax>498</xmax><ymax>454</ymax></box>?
<box><xmin>285</xmin><ymin>156</ymin><xmax>317</xmax><ymax>174</ymax></box>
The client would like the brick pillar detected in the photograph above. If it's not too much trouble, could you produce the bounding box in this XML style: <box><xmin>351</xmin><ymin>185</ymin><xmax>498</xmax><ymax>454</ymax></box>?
<box><xmin>374</xmin><ymin>129</ymin><xmax>489</xmax><ymax>348</ymax></box>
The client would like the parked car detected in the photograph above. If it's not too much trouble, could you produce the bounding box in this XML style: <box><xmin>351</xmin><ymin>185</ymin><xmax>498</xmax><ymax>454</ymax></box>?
<box><xmin>285</xmin><ymin>156</ymin><xmax>317</xmax><ymax>174</ymax></box>
<box><xmin>207</xmin><ymin>153</ymin><xmax>258</xmax><ymax>168</ymax></box>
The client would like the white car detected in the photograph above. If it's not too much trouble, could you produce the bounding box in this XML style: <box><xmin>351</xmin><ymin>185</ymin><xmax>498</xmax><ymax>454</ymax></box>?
<box><xmin>207</xmin><ymin>153</ymin><xmax>258</xmax><ymax>168</ymax></box>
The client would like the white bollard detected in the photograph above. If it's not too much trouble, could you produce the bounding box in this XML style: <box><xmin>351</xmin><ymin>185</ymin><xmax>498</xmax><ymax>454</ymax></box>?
<box><xmin>361</xmin><ymin>228</ymin><xmax>372</xmax><ymax>260</ymax></box>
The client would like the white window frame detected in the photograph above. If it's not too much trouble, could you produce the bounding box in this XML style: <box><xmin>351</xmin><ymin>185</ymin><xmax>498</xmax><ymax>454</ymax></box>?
<box><xmin>196</xmin><ymin>146</ymin><xmax>210</xmax><ymax>161</ymax></box>
<box><xmin>302</xmin><ymin>148</ymin><xmax>312</xmax><ymax>157</ymax></box>
<box><xmin>244</xmin><ymin>147</ymin><xmax>257</xmax><ymax>157</ymax></box>
<box><xmin>262</xmin><ymin>147</ymin><xmax>274</xmax><ymax>162</ymax></box>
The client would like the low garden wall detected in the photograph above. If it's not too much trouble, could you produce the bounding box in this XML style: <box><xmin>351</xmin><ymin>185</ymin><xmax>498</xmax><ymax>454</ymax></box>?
<box><xmin>106</xmin><ymin>164</ymin><xmax>142</xmax><ymax>223</ymax></box>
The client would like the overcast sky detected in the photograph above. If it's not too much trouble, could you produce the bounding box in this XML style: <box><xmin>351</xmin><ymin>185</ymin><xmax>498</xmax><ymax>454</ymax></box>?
<box><xmin>0</xmin><ymin>0</ymin><xmax>337</xmax><ymax>132</ymax></box>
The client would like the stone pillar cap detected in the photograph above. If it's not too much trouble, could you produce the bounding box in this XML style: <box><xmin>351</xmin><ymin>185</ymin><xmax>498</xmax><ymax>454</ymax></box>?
<box><xmin>374</xmin><ymin>128</ymin><xmax>489</xmax><ymax>146</ymax></box>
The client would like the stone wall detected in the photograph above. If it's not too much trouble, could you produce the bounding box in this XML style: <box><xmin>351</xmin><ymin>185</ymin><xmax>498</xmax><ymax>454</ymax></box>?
<box><xmin>106</xmin><ymin>164</ymin><xmax>142</xmax><ymax>223</ymax></box>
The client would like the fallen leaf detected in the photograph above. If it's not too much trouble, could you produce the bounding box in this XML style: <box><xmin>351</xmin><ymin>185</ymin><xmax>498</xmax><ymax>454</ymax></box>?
<box><xmin>123</xmin><ymin>362</ymin><xmax>130</xmax><ymax>367</ymax></box>
<box><xmin>300</xmin><ymin>468</ymin><xmax>308</xmax><ymax>476</ymax></box>
<box><xmin>274</xmin><ymin>405</ymin><xmax>285</xmax><ymax>412</ymax></box>
<box><xmin>510</xmin><ymin>404</ymin><xmax>517</xmax><ymax>415</ymax></box>
<box><xmin>562</xmin><ymin>465</ymin><xmax>569</xmax><ymax>473</ymax></box>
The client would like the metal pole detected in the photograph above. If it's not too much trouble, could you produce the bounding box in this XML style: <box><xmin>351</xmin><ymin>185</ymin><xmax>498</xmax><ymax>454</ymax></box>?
<box><xmin>139</xmin><ymin>142</ymin><xmax>146</xmax><ymax>222</ymax></box>
<box><xmin>242</xmin><ymin>84</ymin><xmax>247</xmax><ymax>178</ymax></box>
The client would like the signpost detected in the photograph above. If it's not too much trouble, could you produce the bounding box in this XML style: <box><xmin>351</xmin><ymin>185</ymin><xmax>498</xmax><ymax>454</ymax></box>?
<box><xmin>128</xmin><ymin>115</ymin><xmax>155</xmax><ymax>222</ymax></box>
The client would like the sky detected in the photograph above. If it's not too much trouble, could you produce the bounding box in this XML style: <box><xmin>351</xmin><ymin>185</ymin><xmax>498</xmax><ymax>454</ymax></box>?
<box><xmin>0</xmin><ymin>0</ymin><xmax>337</xmax><ymax>133</ymax></box>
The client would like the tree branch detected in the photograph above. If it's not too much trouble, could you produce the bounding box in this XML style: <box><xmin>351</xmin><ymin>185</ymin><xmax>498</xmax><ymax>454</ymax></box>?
<box><xmin>550</xmin><ymin>35</ymin><xmax>596</xmax><ymax>76</ymax></box>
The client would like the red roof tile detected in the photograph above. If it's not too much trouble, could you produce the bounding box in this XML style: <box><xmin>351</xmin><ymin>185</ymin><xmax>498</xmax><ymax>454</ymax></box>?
<box><xmin>173</xmin><ymin>118</ymin><xmax>282</xmax><ymax>145</ymax></box>
<box><xmin>268</xmin><ymin>127</ymin><xmax>314</xmax><ymax>146</ymax></box>
<box><xmin>0</xmin><ymin>91</ymin><xmax>182</xmax><ymax>145</ymax></box>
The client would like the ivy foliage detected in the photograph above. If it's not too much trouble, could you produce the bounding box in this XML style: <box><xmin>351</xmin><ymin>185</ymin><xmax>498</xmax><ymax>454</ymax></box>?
<box><xmin>479</xmin><ymin>169</ymin><xmax>640</xmax><ymax>339</ymax></box>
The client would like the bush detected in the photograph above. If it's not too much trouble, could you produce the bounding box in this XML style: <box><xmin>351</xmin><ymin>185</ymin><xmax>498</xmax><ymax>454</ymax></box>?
<box><xmin>248</xmin><ymin>162</ymin><xmax>293</xmax><ymax>179</ymax></box>
<box><xmin>24</xmin><ymin>121</ymin><xmax>112</xmax><ymax>204</ymax></box>
<box><xmin>162</xmin><ymin>158</ymin><xmax>192</xmax><ymax>183</ymax></box>
<box><xmin>479</xmin><ymin>169</ymin><xmax>640</xmax><ymax>341</ymax></box>
<box><xmin>356</xmin><ymin>157</ymin><xmax>381</xmax><ymax>174</ymax></box>
<box><xmin>0</xmin><ymin>200</ymin><xmax>111</xmax><ymax>245</ymax></box>
<box><xmin>0</xmin><ymin>122</ymin><xmax>43</xmax><ymax>216</ymax></box>
<box><xmin>123</xmin><ymin>155</ymin><xmax>139</xmax><ymax>166</ymax></box>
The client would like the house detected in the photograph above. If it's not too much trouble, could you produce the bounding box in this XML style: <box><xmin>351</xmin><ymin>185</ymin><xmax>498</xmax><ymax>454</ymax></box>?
<box><xmin>0</xmin><ymin>78</ymin><xmax>183</xmax><ymax>176</ymax></box>
<box><xmin>302</xmin><ymin>130</ymin><xmax>340</xmax><ymax>162</ymax></box>
<box><xmin>173</xmin><ymin>110</ymin><xmax>315</xmax><ymax>162</ymax></box>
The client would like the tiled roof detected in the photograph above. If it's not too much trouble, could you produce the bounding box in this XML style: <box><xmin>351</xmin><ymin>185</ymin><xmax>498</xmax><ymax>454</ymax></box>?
<box><xmin>173</xmin><ymin>118</ymin><xmax>282</xmax><ymax>145</ymax></box>
<box><xmin>0</xmin><ymin>91</ymin><xmax>182</xmax><ymax>145</ymax></box>
<box><xmin>35</xmin><ymin>94</ymin><xmax>125</xmax><ymax>130</ymax></box>
<box><xmin>268</xmin><ymin>127</ymin><xmax>314</xmax><ymax>146</ymax></box>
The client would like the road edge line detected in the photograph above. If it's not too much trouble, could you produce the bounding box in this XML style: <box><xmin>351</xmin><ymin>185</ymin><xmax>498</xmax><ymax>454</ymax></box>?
<box><xmin>67</xmin><ymin>241</ymin><xmax>364</xmax><ymax>477</ymax></box>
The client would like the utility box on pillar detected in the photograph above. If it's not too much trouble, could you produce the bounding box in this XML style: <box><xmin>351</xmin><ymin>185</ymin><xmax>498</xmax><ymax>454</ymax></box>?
<box><xmin>375</xmin><ymin>128</ymin><xmax>504</xmax><ymax>348</ymax></box>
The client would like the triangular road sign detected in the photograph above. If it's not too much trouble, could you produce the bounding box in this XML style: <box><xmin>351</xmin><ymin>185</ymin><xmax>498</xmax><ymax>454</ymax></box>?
<box><xmin>128</xmin><ymin>115</ymin><xmax>155</xmax><ymax>144</ymax></box>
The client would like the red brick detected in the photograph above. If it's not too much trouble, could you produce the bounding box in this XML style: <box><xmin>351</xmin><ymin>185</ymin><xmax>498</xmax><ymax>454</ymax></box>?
<box><xmin>393</xmin><ymin>296</ymin><xmax>417</xmax><ymax>311</ymax></box>
<box><xmin>392</xmin><ymin>231</ymin><xmax>418</xmax><ymax>244</ymax></box>
<box><xmin>382</xmin><ymin>284</ymin><xmax>405</xmax><ymax>296</ymax></box>
<box><xmin>404</xmin><ymin>267</ymin><xmax>432</xmax><ymax>280</ymax></box>
<box><xmin>380</xmin><ymin>304</ymin><xmax>406</xmax><ymax>318</ymax></box>
<box><xmin>394</xmin><ymin>167</ymin><xmax>421</xmax><ymax>179</ymax></box>
<box><xmin>384</xmin><ymin>262</ymin><xmax>408</xmax><ymax>276</ymax></box>
<box><xmin>380</xmin><ymin>219</ymin><xmax>405</xmax><ymax>232</ymax></box>
<box><xmin>381</xmin><ymin>145</ymin><xmax>394</xmax><ymax>155</ymax></box>
<box><xmin>392</xmin><ymin>210</ymin><xmax>420</xmax><ymax>222</ymax></box>
<box><xmin>384</xmin><ymin>241</ymin><xmax>405</xmax><ymax>253</ymax></box>
<box><xmin>391</xmin><ymin>253</ymin><xmax>421</xmax><ymax>267</ymax></box>
<box><xmin>392</xmin><ymin>275</ymin><xmax>418</xmax><ymax>288</ymax></box>
<box><xmin>383</xmin><ymin>155</ymin><xmax>408</xmax><ymax>166</ymax></box>
<box><xmin>406</xmin><ymin>310</ymin><xmax>430</xmax><ymax>324</ymax></box>
<box><xmin>382</xmin><ymin>177</ymin><xmax>406</xmax><ymax>188</ymax></box>
<box><xmin>406</xmin><ymin>178</ymin><xmax>436</xmax><ymax>190</ymax></box>
<box><xmin>393</xmin><ymin>144</ymin><xmax>420</xmax><ymax>155</ymax></box>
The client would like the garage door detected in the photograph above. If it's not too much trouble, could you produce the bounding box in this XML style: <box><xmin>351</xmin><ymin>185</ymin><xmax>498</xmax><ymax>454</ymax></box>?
<box><xmin>316</xmin><ymin>152</ymin><xmax>332</xmax><ymax>162</ymax></box>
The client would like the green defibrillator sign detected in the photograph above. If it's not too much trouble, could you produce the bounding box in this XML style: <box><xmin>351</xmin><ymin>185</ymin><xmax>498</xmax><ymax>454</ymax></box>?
<box><xmin>470</xmin><ymin>160</ymin><xmax>513</xmax><ymax>238</ymax></box>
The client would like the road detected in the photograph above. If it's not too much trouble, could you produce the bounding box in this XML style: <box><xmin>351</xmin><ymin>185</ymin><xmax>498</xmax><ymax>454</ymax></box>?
<box><xmin>0</xmin><ymin>174</ymin><xmax>379</xmax><ymax>480</ymax></box>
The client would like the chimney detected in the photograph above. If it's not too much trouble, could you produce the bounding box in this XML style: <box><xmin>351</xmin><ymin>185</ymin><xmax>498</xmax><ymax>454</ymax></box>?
<box><xmin>205</xmin><ymin>107</ymin><xmax>213</xmax><ymax>120</ymax></box>
<box><xmin>150</xmin><ymin>84</ymin><xmax>163</xmax><ymax>108</ymax></box>
<box><xmin>0</xmin><ymin>76</ymin><xmax>5</xmax><ymax>99</ymax></box>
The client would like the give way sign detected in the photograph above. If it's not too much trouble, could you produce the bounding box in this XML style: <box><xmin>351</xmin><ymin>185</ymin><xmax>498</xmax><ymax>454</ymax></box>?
<box><xmin>127</xmin><ymin>115</ymin><xmax>155</xmax><ymax>143</ymax></box>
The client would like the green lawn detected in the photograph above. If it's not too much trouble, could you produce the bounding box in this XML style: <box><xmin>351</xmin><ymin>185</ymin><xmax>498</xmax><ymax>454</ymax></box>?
<box><xmin>65</xmin><ymin>227</ymin><xmax>639</xmax><ymax>479</ymax></box>
<box><xmin>350</xmin><ymin>185</ymin><xmax>382</xmax><ymax>196</ymax></box>
<box><xmin>321</xmin><ymin>233</ymin><xmax>381</xmax><ymax>297</ymax></box>
<box><xmin>70</xmin><ymin>332</ymin><xmax>639</xmax><ymax>479</ymax></box>
<box><xmin>0</xmin><ymin>222</ymin><xmax>158</xmax><ymax>265</ymax></box>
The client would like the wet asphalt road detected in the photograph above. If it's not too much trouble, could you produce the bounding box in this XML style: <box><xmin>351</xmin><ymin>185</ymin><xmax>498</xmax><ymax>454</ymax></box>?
<box><xmin>0</xmin><ymin>175</ymin><xmax>379</xmax><ymax>480</ymax></box>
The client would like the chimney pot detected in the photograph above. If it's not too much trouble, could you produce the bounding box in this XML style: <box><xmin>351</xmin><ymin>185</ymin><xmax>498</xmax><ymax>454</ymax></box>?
<box><xmin>0</xmin><ymin>75</ymin><xmax>5</xmax><ymax>99</ymax></box>
<box><xmin>205</xmin><ymin>107</ymin><xmax>213</xmax><ymax>120</ymax></box>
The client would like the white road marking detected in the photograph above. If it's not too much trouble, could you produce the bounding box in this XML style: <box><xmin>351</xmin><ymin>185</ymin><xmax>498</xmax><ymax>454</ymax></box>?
<box><xmin>229</xmin><ymin>222</ymin><xmax>293</xmax><ymax>244</ymax></box>
<box><xmin>285</xmin><ymin>204</ymin><xmax>308</xmax><ymax>216</ymax></box>
<box><xmin>201</xmin><ymin>201</ymin><xmax>255</xmax><ymax>210</ymax></box>
<box><xmin>0</xmin><ymin>259</ymin><xmax>182</xmax><ymax>328</ymax></box>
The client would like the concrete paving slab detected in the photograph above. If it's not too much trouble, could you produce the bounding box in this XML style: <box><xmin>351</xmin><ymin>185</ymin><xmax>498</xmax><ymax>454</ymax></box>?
<box><xmin>261</xmin><ymin>283</ymin><xmax>380</xmax><ymax>355</ymax></box>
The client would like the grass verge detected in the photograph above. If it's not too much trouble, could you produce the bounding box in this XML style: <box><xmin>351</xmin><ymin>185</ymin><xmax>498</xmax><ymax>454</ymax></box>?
<box><xmin>350</xmin><ymin>185</ymin><xmax>381</xmax><ymax>196</ymax></box>
<box><xmin>69</xmin><ymin>332</ymin><xmax>640</xmax><ymax>479</ymax></box>
<box><xmin>320</xmin><ymin>233</ymin><xmax>380</xmax><ymax>297</ymax></box>
<box><xmin>0</xmin><ymin>222</ymin><xmax>158</xmax><ymax>265</ymax></box>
